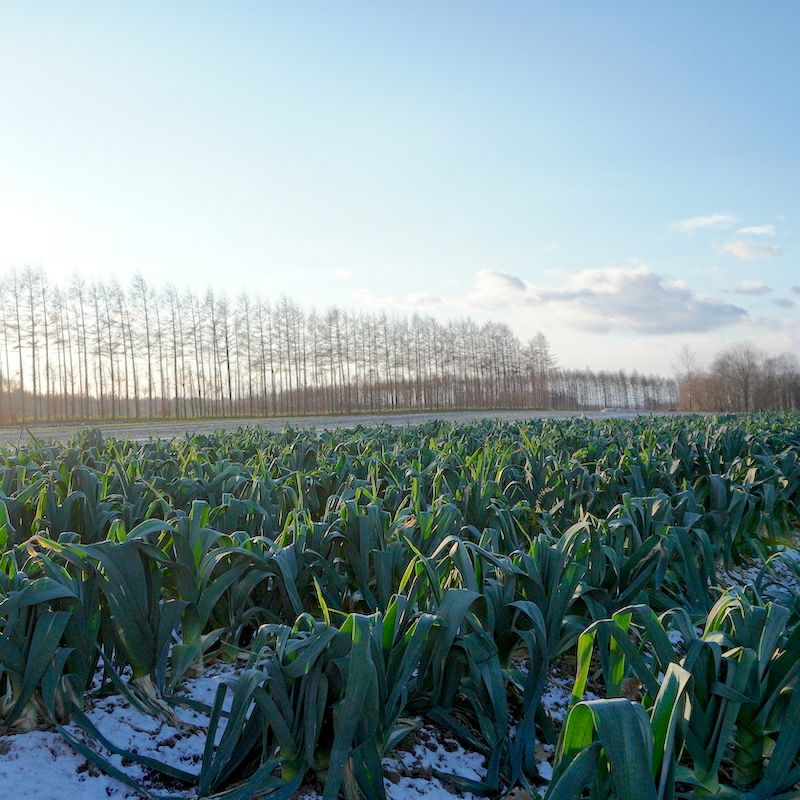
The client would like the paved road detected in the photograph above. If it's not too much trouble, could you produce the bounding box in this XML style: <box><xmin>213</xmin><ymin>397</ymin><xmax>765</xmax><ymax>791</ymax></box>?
<box><xmin>0</xmin><ymin>408</ymin><xmax>659</xmax><ymax>445</ymax></box>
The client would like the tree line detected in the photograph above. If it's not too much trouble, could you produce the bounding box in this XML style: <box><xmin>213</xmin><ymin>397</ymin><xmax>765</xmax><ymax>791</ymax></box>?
<box><xmin>674</xmin><ymin>343</ymin><xmax>800</xmax><ymax>413</ymax></box>
<box><xmin>0</xmin><ymin>267</ymin><xmax>679</xmax><ymax>423</ymax></box>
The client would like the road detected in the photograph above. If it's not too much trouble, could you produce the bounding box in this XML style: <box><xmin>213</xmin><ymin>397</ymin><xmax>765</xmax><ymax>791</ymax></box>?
<box><xmin>0</xmin><ymin>408</ymin><xmax>658</xmax><ymax>445</ymax></box>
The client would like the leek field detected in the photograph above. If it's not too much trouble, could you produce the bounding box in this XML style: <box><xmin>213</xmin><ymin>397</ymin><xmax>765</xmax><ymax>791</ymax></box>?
<box><xmin>1</xmin><ymin>413</ymin><xmax>800</xmax><ymax>800</ymax></box>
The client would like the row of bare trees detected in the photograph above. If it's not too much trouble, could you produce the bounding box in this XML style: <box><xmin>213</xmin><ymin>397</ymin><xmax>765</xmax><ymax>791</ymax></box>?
<box><xmin>675</xmin><ymin>343</ymin><xmax>800</xmax><ymax>412</ymax></box>
<box><xmin>0</xmin><ymin>267</ymin><xmax>678</xmax><ymax>423</ymax></box>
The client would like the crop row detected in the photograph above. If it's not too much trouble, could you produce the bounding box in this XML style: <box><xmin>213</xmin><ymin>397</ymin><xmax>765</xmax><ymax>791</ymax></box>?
<box><xmin>1</xmin><ymin>414</ymin><xmax>799</xmax><ymax>799</ymax></box>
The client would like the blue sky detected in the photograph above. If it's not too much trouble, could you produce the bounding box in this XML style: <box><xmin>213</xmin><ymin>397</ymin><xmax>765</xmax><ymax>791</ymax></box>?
<box><xmin>1</xmin><ymin>2</ymin><xmax>798</xmax><ymax>371</ymax></box>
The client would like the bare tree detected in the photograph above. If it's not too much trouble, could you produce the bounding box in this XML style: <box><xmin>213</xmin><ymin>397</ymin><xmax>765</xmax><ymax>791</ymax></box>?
<box><xmin>20</xmin><ymin>269</ymin><xmax>800</xmax><ymax>423</ymax></box>
<box><xmin>713</xmin><ymin>343</ymin><xmax>762</xmax><ymax>411</ymax></box>
<box><xmin>673</xmin><ymin>344</ymin><xmax>698</xmax><ymax>412</ymax></box>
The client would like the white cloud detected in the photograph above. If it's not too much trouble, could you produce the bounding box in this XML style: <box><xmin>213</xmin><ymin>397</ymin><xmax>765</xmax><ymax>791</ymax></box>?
<box><xmin>671</xmin><ymin>213</ymin><xmax>737</xmax><ymax>233</ymax></box>
<box><xmin>731</xmin><ymin>280</ymin><xmax>772</xmax><ymax>295</ymax></box>
<box><xmin>357</xmin><ymin>270</ymin><xmax>537</xmax><ymax>312</ymax></box>
<box><xmin>737</xmin><ymin>224</ymin><xmax>777</xmax><ymax>236</ymax></box>
<box><xmin>536</xmin><ymin>265</ymin><xmax>746</xmax><ymax>334</ymax></box>
<box><xmin>356</xmin><ymin>266</ymin><xmax>746</xmax><ymax>336</ymax></box>
<box><xmin>333</xmin><ymin>268</ymin><xmax>352</xmax><ymax>280</ymax></box>
<box><xmin>719</xmin><ymin>240</ymin><xmax>782</xmax><ymax>260</ymax></box>
<box><xmin>465</xmin><ymin>269</ymin><xmax>538</xmax><ymax>308</ymax></box>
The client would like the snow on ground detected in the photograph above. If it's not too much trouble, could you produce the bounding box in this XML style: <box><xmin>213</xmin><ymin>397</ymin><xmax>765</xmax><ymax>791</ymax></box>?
<box><xmin>541</xmin><ymin>672</ymin><xmax>598</xmax><ymax>724</ymax></box>
<box><xmin>666</xmin><ymin>629</ymin><xmax>684</xmax><ymax>646</ymax></box>
<box><xmin>0</xmin><ymin>730</ymin><xmax>134</xmax><ymax>800</ymax></box>
<box><xmin>7</xmin><ymin>545</ymin><xmax>797</xmax><ymax>800</ymax></box>
<box><xmin>718</xmin><ymin>546</ymin><xmax>800</xmax><ymax>600</ymax></box>
<box><xmin>0</xmin><ymin>665</ymin><xmax>491</xmax><ymax>800</ymax></box>
<box><xmin>383</xmin><ymin>725</ymin><xmax>485</xmax><ymax>800</ymax></box>
<box><xmin>536</xmin><ymin>746</ymin><xmax>554</xmax><ymax>782</ymax></box>
<box><xmin>285</xmin><ymin>725</ymin><xmax>490</xmax><ymax>800</ymax></box>
<box><xmin>0</xmin><ymin>660</ymin><xmax>240</xmax><ymax>800</ymax></box>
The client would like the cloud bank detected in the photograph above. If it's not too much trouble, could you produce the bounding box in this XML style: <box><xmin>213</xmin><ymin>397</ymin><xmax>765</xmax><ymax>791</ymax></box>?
<box><xmin>536</xmin><ymin>266</ymin><xmax>746</xmax><ymax>334</ymax></box>
<box><xmin>359</xmin><ymin>266</ymin><xmax>747</xmax><ymax>336</ymax></box>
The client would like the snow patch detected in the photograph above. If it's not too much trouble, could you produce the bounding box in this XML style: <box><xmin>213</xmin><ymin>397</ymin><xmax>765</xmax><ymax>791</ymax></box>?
<box><xmin>718</xmin><ymin>547</ymin><xmax>800</xmax><ymax>599</ymax></box>
<box><xmin>541</xmin><ymin>672</ymin><xmax>597</xmax><ymax>723</ymax></box>
<box><xmin>383</xmin><ymin>724</ymin><xmax>484</xmax><ymax>799</ymax></box>
<box><xmin>0</xmin><ymin>660</ymin><xmax>242</xmax><ymax>800</ymax></box>
<box><xmin>0</xmin><ymin>730</ymin><xmax>135</xmax><ymax>800</ymax></box>
<box><xmin>666</xmin><ymin>629</ymin><xmax>684</xmax><ymax>646</ymax></box>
